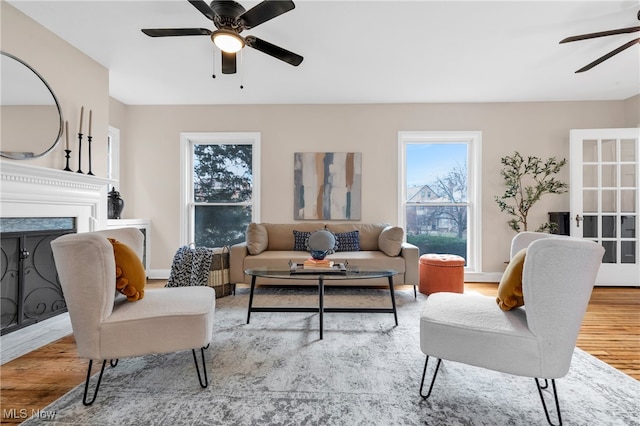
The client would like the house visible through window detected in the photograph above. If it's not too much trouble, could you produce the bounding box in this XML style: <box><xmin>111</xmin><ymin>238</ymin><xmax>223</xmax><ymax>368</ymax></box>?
<box><xmin>181</xmin><ymin>132</ymin><xmax>261</xmax><ymax>248</ymax></box>
<box><xmin>398</xmin><ymin>131</ymin><xmax>482</xmax><ymax>271</ymax></box>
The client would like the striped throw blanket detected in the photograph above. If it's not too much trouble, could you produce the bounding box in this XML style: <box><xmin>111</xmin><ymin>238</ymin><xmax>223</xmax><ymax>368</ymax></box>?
<box><xmin>166</xmin><ymin>245</ymin><xmax>214</xmax><ymax>287</ymax></box>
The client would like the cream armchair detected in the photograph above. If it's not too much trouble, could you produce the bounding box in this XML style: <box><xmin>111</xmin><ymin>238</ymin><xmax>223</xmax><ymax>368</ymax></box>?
<box><xmin>419</xmin><ymin>233</ymin><xmax>604</xmax><ymax>425</ymax></box>
<box><xmin>51</xmin><ymin>228</ymin><xmax>216</xmax><ymax>405</ymax></box>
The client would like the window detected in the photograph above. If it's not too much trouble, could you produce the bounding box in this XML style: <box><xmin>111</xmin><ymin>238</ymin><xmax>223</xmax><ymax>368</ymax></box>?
<box><xmin>398</xmin><ymin>131</ymin><xmax>482</xmax><ymax>272</ymax></box>
<box><xmin>107</xmin><ymin>126</ymin><xmax>120</xmax><ymax>190</ymax></box>
<box><xmin>181</xmin><ymin>132</ymin><xmax>260</xmax><ymax>247</ymax></box>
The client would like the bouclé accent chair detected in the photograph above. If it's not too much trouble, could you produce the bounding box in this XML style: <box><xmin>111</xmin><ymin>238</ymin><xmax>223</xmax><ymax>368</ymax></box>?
<box><xmin>51</xmin><ymin>228</ymin><xmax>216</xmax><ymax>405</ymax></box>
<box><xmin>419</xmin><ymin>232</ymin><xmax>604</xmax><ymax>426</ymax></box>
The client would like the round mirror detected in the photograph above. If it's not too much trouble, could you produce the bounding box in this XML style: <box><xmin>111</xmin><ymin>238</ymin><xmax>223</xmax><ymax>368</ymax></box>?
<box><xmin>1</xmin><ymin>51</ymin><xmax>63</xmax><ymax>160</ymax></box>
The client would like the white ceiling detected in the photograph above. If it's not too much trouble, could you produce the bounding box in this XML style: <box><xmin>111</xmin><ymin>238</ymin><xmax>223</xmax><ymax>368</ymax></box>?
<box><xmin>8</xmin><ymin>0</ymin><xmax>640</xmax><ymax>105</ymax></box>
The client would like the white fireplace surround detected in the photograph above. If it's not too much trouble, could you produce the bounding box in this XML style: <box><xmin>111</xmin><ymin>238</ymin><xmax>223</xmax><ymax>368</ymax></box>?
<box><xmin>1</xmin><ymin>161</ymin><xmax>114</xmax><ymax>231</ymax></box>
<box><xmin>1</xmin><ymin>161</ymin><xmax>114</xmax><ymax>363</ymax></box>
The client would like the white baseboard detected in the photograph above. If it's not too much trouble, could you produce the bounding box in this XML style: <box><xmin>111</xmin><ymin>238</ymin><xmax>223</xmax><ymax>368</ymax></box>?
<box><xmin>148</xmin><ymin>269</ymin><xmax>170</xmax><ymax>280</ymax></box>
<box><xmin>465</xmin><ymin>272</ymin><xmax>502</xmax><ymax>283</ymax></box>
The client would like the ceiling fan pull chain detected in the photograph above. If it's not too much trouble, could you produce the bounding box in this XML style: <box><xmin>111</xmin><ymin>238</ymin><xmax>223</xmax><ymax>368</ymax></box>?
<box><xmin>240</xmin><ymin>49</ymin><xmax>244</xmax><ymax>89</ymax></box>
<box><xmin>212</xmin><ymin>47</ymin><xmax>217</xmax><ymax>79</ymax></box>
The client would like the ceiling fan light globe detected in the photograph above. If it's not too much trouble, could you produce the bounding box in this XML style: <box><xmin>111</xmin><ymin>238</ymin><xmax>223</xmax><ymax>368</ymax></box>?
<box><xmin>212</xmin><ymin>30</ymin><xmax>244</xmax><ymax>53</ymax></box>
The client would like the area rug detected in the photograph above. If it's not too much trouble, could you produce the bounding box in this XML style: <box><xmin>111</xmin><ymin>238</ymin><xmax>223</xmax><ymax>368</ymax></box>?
<box><xmin>24</xmin><ymin>287</ymin><xmax>639</xmax><ymax>425</ymax></box>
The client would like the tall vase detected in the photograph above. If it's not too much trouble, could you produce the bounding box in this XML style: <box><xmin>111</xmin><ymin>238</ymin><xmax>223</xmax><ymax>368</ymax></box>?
<box><xmin>108</xmin><ymin>188</ymin><xmax>125</xmax><ymax>219</ymax></box>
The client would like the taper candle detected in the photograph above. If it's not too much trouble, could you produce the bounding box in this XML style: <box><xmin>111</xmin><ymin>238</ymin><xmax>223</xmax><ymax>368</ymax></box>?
<box><xmin>65</xmin><ymin>121</ymin><xmax>69</xmax><ymax>149</ymax></box>
<box><xmin>88</xmin><ymin>109</ymin><xmax>92</xmax><ymax>137</ymax></box>
<box><xmin>79</xmin><ymin>106</ymin><xmax>84</xmax><ymax>134</ymax></box>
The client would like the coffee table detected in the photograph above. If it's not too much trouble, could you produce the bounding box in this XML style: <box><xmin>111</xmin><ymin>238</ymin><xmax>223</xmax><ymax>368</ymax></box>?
<box><xmin>244</xmin><ymin>267</ymin><xmax>398</xmax><ymax>339</ymax></box>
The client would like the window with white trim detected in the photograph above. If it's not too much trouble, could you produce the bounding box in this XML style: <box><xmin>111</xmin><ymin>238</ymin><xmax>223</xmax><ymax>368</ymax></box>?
<box><xmin>181</xmin><ymin>132</ymin><xmax>260</xmax><ymax>247</ymax></box>
<box><xmin>398</xmin><ymin>131</ymin><xmax>482</xmax><ymax>271</ymax></box>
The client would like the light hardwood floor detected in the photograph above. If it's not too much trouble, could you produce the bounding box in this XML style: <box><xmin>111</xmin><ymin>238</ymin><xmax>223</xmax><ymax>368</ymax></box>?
<box><xmin>0</xmin><ymin>282</ymin><xmax>638</xmax><ymax>424</ymax></box>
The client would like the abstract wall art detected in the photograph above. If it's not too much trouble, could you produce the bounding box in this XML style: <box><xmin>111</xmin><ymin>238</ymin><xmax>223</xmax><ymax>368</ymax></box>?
<box><xmin>294</xmin><ymin>152</ymin><xmax>362</xmax><ymax>220</ymax></box>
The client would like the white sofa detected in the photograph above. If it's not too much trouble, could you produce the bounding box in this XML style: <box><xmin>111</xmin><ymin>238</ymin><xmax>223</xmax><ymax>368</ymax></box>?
<box><xmin>230</xmin><ymin>223</ymin><xmax>419</xmax><ymax>287</ymax></box>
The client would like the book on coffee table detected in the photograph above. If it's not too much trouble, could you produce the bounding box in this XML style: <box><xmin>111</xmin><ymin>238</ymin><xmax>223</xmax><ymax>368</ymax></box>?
<box><xmin>303</xmin><ymin>258</ymin><xmax>334</xmax><ymax>269</ymax></box>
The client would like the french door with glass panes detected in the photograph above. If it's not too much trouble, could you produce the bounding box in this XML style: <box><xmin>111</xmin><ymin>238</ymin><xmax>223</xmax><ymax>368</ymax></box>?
<box><xmin>570</xmin><ymin>128</ymin><xmax>639</xmax><ymax>286</ymax></box>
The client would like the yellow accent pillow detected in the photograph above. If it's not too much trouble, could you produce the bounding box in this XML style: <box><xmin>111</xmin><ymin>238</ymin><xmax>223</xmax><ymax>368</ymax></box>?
<box><xmin>108</xmin><ymin>238</ymin><xmax>145</xmax><ymax>302</ymax></box>
<box><xmin>496</xmin><ymin>248</ymin><xmax>526</xmax><ymax>311</ymax></box>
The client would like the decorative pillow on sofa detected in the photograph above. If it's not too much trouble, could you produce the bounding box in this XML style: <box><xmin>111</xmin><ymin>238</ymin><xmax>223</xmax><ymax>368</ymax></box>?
<box><xmin>496</xmin><ymin>248</ymin><xmax>527</xmax><ymax>311</ymax></box>
<box><xmin>293</xmin><ymin>230</ymin><xmax>312</xmax><ymax>251</ymax></box>
<box><xmin>378</xmin><ymin>226</ymin><xmax>404</xmax><ymax>256</ymax></box>
<box><xmin>334</xmin><ymin>231</ymin><xmax>360</xmax><ymax>252</ymax></box>
<box><xmin>246</xmin><ymin>223</ymin><xmax>268</xmax><ymax>255</ymax></box>
<box><xmin>107</xmin><ymin>238</ymin><xmax>145</xmax><ymax>302</ymax></box>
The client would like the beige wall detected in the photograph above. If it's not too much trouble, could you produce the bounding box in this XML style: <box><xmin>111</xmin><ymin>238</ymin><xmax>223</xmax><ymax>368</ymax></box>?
<box><xmin>625</xmin><ymin>95</ymin><xmax>640</xmax><ymax>127</ymax></box>
<box><xmin>0</xmin><ymin>1</ymin><xmax>109</xmax><ymax>174</ymax></box>
<box><xmin>115</xmin><ymin>100</ymin><xmax>637</xmax><ymax>274</ymax></box>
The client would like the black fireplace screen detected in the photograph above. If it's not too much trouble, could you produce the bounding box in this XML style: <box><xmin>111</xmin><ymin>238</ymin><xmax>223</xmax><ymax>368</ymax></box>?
<box><xmin>1</xmin><ymin>222</ymin><xmax>75</xmax><ymax>335</ymax></box>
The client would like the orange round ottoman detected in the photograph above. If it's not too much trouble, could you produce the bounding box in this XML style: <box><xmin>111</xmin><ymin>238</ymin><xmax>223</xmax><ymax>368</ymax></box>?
<box><xmin>419</xmin><ymin>254</ymin><xmax>465</xmax><ymax>295</ymax></box>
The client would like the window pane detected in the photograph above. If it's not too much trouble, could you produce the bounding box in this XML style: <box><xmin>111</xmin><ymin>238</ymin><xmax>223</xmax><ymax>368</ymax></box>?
<box><xmin>620</xmin><ymin>139</ymin><xmax>637</xmax><ymax>162</ymax></box>
<box><xmin>405</xmin><ymin>205</ymin><xmax>467</xmax><ymax>260</ymax></box>
<box><xmin>193</xmin><ymin>144</ymin><xmax>253</xmax><ymax>203</ymax></box>
<box><xmin>602</xmin><ymin>216</ymin><xmax>616</xmax><ymax>238</ymax></box>
<box><xmin>602</xmin><ymin>240</ymin><xmax>616</xmax><ymax>263</ymax></box>
<box><xmin>621</xmin><ymin>241</ymin><xmax>636</xmax><ymax>264</ymax></box>
<box><xmin>406</xmin><ymin>144</ymin><xmax>468</xmax><ymax>203</ymax></box>
<box><xmin>583</xmin><ymin>215</ymin><xmax>597</xmax><ymax>238</ymax></box>
<box><xmin>601</xmin><ymin>139</ymin><xmax>616</xmax><ymax>162</ymax></box>
<box><xmin>583</xmin><ymin>164</ymin><xmax>597</xmax><ymax>187</ymax></box>
<box><xmin>194</xmin><ymin>205</ymin><xmax>252</xmax><ymax>247</ymax></box>
<box><xmin>583</xmin><ymin>140</ymin><xmax>598</xmax><ymax>162</ymax></box>
<box><xmin>621</xmin><ymin>216</ymin><xmax>636</xmax><ymax>238</ymax></box>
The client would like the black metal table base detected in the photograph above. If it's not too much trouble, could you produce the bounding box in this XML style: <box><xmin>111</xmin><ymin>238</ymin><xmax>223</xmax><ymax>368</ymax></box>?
<box><xmin>246</xmin><ymin>275</ymin><xmax>398</xmax><ymax>340</ymax></box>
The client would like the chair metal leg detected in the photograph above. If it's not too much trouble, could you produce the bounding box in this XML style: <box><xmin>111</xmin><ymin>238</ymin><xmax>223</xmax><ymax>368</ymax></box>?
<box><xmin>535</xmin><ymin>378</ymin><xmax>562</xmax><ymax>426</ymax></box>
<box><xmin>83</xmin><ymin>360</ymin><xmax>108</xmax><ymax>406</ymax></box>
<box><xmin>419</xmin><ymin>356</ymin><xmax>442</xmax><ymax>399</ymax></box>
<box><xmin>110</xmin><ymin>359</ymin><xmax>119</xmax><ymax>368</ymax></box>
<box><xmin>192</xmin><ymin>347</ymin><xmax>209</xmax><ymax>388</ymax></box>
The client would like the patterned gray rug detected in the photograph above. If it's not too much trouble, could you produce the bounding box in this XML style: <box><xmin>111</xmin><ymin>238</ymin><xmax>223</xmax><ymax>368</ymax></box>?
<box><xmin>24</xmin><ymin>287</ymin><xmax>639</xmax><ymax>425</ymax></box>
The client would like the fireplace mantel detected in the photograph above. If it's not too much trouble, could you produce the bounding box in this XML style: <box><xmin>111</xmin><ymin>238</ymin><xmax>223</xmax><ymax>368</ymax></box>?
<box><xmin>1</xmin><ymin>161</ymin><xmax>115</xmax><ymax>231</ymax></box>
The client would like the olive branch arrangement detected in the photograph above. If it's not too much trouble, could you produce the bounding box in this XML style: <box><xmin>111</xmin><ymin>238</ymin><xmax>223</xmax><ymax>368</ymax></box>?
<box><xmin>494</xmin><ymin>152</ymin><xmax>568</xmax><ymax>232</ymax></box>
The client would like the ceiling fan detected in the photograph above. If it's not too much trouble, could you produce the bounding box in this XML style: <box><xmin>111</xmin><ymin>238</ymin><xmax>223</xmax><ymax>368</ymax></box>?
<box><xmin>142</xmin><ymin>0</ymin><xmax>303</xmax><ymax>75</ymax></box>
<box><xmin>560</xmin><ymin>10</ymin><xmax>639</xmax><ymax>73</ymax></box>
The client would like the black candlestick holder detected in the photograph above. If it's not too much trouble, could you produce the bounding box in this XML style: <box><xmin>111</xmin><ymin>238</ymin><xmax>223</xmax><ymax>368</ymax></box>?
<box><xmin>63</xmin><ymin>149</ymin><xmax>72</xmax><ymax>171</ymax></box>
<box><xmin>87</xmin><ymin>135</ymin><xmax>94</xmax><ymax>175</ymax></box>
<box><xmin>77</xmin><ymin>133</ymin><xmax>83</xmax><ymax>174</ymax></box>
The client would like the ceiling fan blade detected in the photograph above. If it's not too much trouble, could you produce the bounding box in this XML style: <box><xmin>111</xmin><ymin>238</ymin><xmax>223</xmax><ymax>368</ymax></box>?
<box><xmin>560</xmin><ymin>26</ymin><xmax>640</xmax><ymax>43</ymax></box>
<box><xmin>245</xmin><ymin>36</ymin><xmax>303</xmax><ymax>66</ymax></box>
<box><xmin>221</xmin><ymin>51</ymin><xmax>237</xmax><ymax>74</ymax></box>
<box><xmin>141</xmin><ymin>28</ymin><xmax>212</xmax><ymax>37</ymax></box>
<box><xmin>575</xmin><ymin>37</ymin><xmax>640</xmax><ymax>73</ymax></box>
<box><xmin>239</xmin><ymin>0</ymin><xmax>295</xmax><ymax>29</ymax></box>
<box><xmin>188</xmin><ymin>0</ymin><xmax>216</xmax><ymax>21</ymax></box>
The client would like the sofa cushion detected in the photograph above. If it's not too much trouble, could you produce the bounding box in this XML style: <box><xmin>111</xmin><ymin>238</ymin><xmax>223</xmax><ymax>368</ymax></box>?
<box><xmin>335</xmin><ymin>231</ymin><xmax>360</xmax><ymax>252</ymax></box>
<box><xmin>242</xmin><ymin>250</ymin><xmax>407</xmax><ymax>284</ymax></box>
<box><xmin>264</xmin><ymin>223</ymin><xmax>323</xmax><ymax>251</ymax></box>
<box><xmin>246</xmin><ymin>223</ymin><xmax>268</xmax><ymax>255</ymax></box>
<box><xmin>293</xmin><ymin>230</ymin><xmax>312</xmax><ymax>251</ymax></box>
<box><xmin>378</xmin><ymin>226</ymin><xmax>404</xmax><ymax>256</ymax></box>
<box><xmin>326</xmin><ymin>224</ymin><xmax>386</xmax><ymax>251</ymax></box>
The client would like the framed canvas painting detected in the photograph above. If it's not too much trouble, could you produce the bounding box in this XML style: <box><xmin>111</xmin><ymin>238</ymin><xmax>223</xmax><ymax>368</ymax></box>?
<box><xmin>294</xmin><ymin>152</ymin><xmax>362</xmax><ymax>220</ymax></box>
